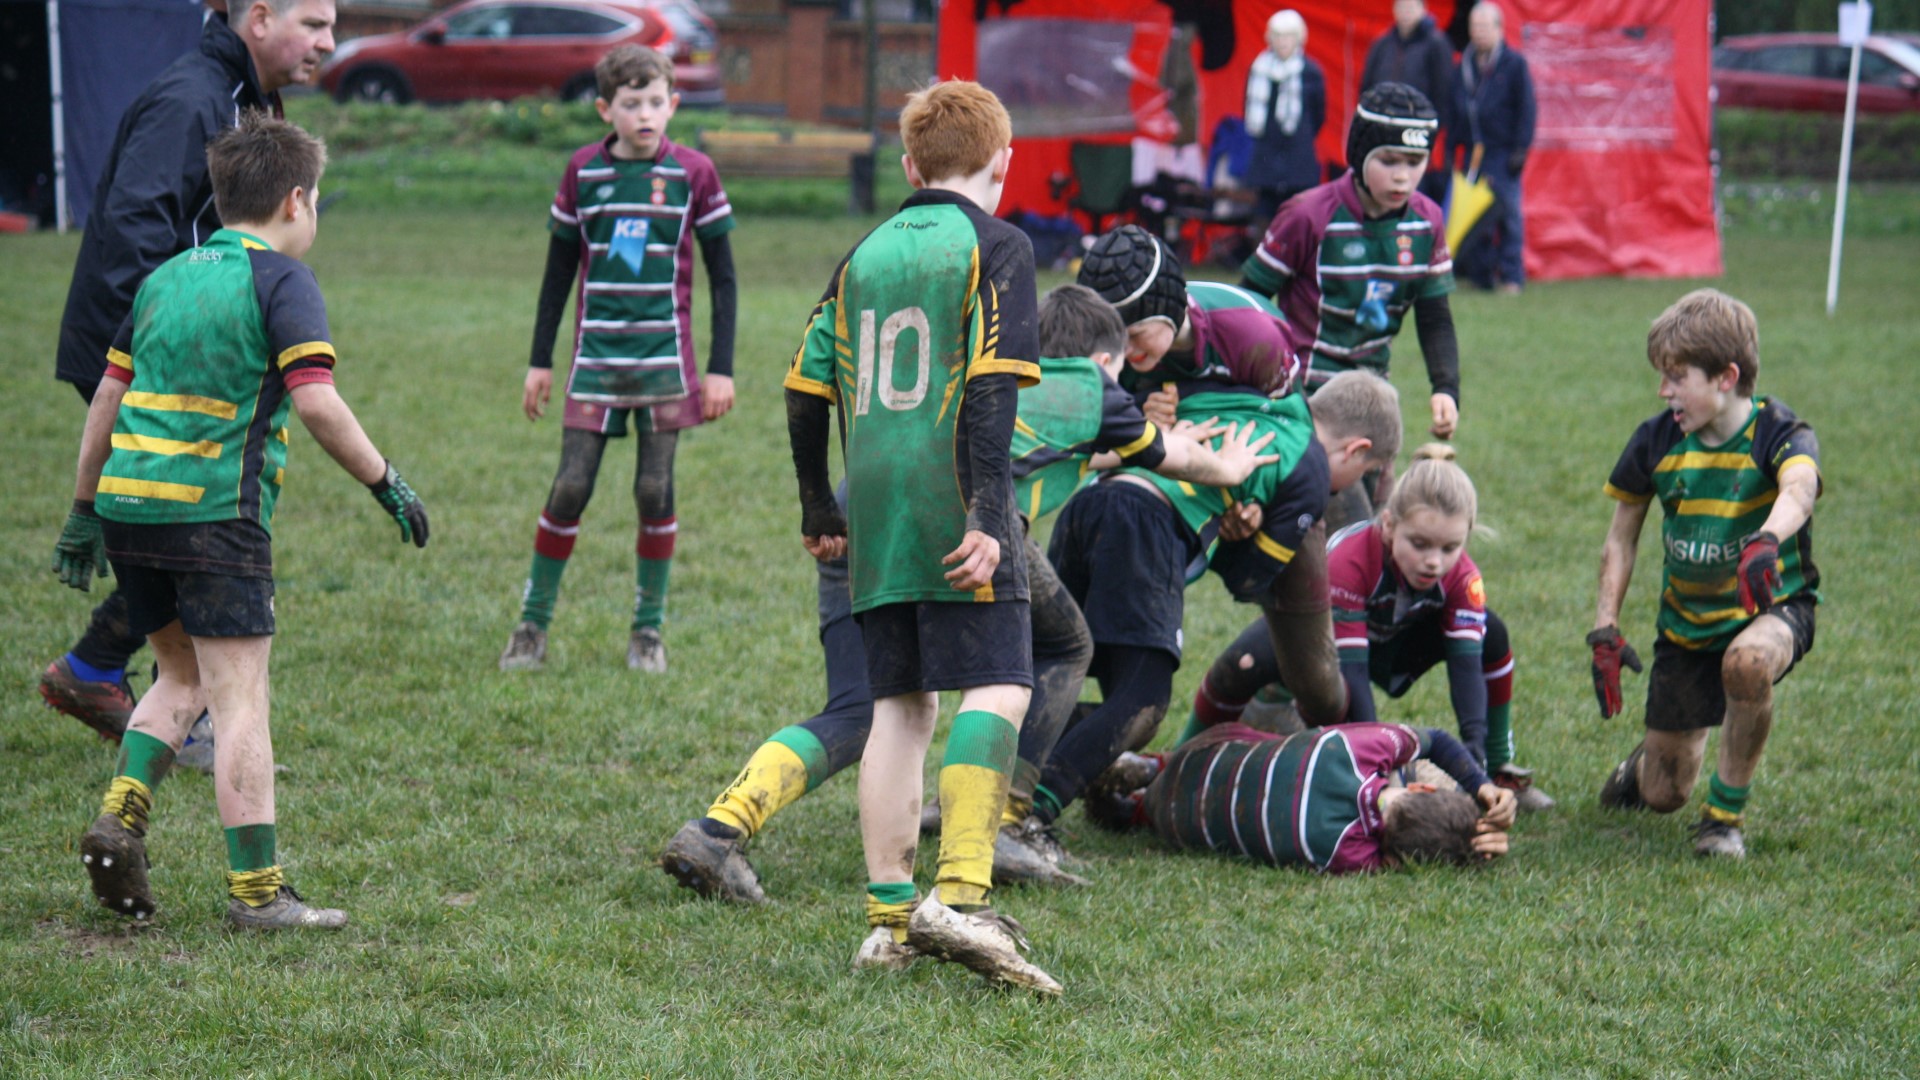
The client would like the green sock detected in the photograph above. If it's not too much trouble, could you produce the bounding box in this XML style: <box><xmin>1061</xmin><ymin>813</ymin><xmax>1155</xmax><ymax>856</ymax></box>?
<box><xmin>520</xmin><ymin>551</ymin><xmax>568</xmax><ymax>629</ymax></box>
<box><xmin>225</xmin><ymin>823</ymin><xmax>277</xmax><ymax>873</ymax></box>
<box><xmin>1706</xmin><ymin>772</ymin><xmax>1750</xmax><ymax>818</ymax></box>
<box><xmin>1032</xmin><ymin>784</ymin><xmax>1065</xmax><ymax>825</ymax></box>
<box><xmin>116</xmin><ymin>729</ymin><xmax>175</xmax><ymax>792</ymax></box>
<box><xmin>1175</xmin><ymin>707</ymin><xmax>1206</xmax><ymax>746</ymax></box>
<box><xmin>1485</xmin><ymin>701</ymin><xmax>1514</xmax><ymax>772</ymax></box>
<box><xmin>633</xmin><ymin>557</ymin><xmax>671</xmax><ymax>631</ymax></box>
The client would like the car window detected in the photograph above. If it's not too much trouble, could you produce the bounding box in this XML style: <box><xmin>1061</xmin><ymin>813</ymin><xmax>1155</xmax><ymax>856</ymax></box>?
<box><xmin>443</xmin><ymin>6</ymin><xmax>513</xmax><ymax>40</ymax></box>
<box><xmin>1712</xmin><ymin>46</ymin><xmax>1750</xmax><ymax>71</ymax></box>
<box><xmin>654</xmin><ymin>1</ymin><xmax>713</xmax><ymax>48</ymax></box>
<box><xmin>512</xmin><ymin>5</ymin><xmax>625</xmax><ymax>36</ymax></box>
<box><xmin>1859</xmin><ymin>48</ymin><xmax>1913</xmax><ymax>86</ymax></box>
<box><xmin>1749</xmin><ymin>45</ymin><xmax>1818</xmax><ymax>77</ymax></box>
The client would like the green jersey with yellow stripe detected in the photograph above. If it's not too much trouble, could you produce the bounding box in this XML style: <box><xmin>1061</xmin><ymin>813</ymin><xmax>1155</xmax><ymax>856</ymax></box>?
<box><xmin>97</xmin><ymin>228</ymin><xmax>337</xmax><ymax>532</ymax></box>
<box><xmin>1605</xmin><ymin>397</ymin><xmax>1821</xmax><ymax>649</ymax></box>
<box><xmin>1010</xmin><ymin>356</ymin><xmax>1165</xmax><ymax>523</ymax></box>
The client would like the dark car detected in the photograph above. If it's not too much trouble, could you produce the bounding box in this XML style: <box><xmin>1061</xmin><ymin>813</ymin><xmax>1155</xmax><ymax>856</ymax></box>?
<box><xmin>1712</xmin><ymin>33</ymin><xmax>1920</xmax><ymax>114</ymax></box>
<box><xmin>320</xmin><ymin>0</ymin><xmax>722</xmax><ymax>106</ymax></box>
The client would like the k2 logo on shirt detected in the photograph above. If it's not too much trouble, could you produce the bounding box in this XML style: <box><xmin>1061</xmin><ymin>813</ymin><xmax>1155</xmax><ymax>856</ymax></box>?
<box><xmin>610</xmin><ymin>217</ymin><xmax>649</xmax><ymax>275</ymax></box>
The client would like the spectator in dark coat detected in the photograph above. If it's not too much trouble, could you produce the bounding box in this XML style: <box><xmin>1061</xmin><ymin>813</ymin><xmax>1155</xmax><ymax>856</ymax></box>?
<box><xmin>1243</xmin><ymin>10</ymin><xmax>1326</xmax><ymax>226</ymax></box>
<box><xmin>1361</xmin><ymin>1</ymin><xmax>1455</xmax><ymax>203</ymax></box>
<box><xmin>1451</xmin><ymin>1</ymin><xmax>1535</xmax><ymax>293</ymax></box>
<box><xmin>39</xmin><ymin>0</ymin><xmax>336</xmax><ymax>744</ymax></box>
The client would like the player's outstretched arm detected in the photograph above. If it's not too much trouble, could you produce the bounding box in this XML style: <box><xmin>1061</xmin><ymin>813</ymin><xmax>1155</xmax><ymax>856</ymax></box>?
<box><xmin>290</xmin><ymin>382</ymin><xmax>429</xmax><ymax>547</ymax></box>
<box><xmin>1154</xmin><ymin>421</ymin><xmax>1279</xmax><ymax>488</ymax></box>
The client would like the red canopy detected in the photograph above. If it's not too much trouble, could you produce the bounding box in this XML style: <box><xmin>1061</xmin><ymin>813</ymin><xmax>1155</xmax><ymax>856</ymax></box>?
<box><xmin>936</xmin><ymin>0</ymin><xmax>1718</xmax><ymax>281</ymax></box>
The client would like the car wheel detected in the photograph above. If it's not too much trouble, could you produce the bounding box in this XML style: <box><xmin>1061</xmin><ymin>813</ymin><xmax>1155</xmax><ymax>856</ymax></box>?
<box><xmin>340</xmin><ymin>67</ymin><xmax>412</xmax><ymax>106</ymax></box>
<box><xmin>562</xmin><ymin>73</ymin><xmax>599</xmax><ymax>104</ymax></box>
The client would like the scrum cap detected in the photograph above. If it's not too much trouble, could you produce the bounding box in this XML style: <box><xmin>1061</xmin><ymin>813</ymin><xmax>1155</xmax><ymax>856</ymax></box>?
<box><xmin>1076</xmin><ymin>225</ymin><xmax>1187</xmax><ymax>330</ymax></box>
<box><xmin>1346</xmin><ymin>81</ymin><xmax>1439</xmax><ymax>185</ymax></box>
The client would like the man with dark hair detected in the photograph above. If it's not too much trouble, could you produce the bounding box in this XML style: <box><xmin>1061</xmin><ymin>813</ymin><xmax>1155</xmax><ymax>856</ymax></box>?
<box><xmin>44</xmin><ymin>0</ymin><xmax>336</xmax><ymax>742</ymax></box>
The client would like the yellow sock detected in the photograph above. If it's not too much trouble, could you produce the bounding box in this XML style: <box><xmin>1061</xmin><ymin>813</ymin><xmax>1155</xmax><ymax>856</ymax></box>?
<box><xmin>227</xmin><ymin>865</ymin><xmax>285</xmax><ymax>908</ymax></box>
<box><xmin>705</xmin><ymin>734</ymin><xmax>816</xmax><ymax>839</ymax></box>
<box><xmin>100</xmin><ymin>776</ymin><xmax>153</xmax><ymax>836</ymax></box>
<box><xmin>936</xmin><ymin>711</ymin><xmax>1018</xmax><ymax>908</ymax></box>
<box><xmin>866</xmin><ymin>882</ymin><xmax>916</xmax><ymax>942</ymax></box>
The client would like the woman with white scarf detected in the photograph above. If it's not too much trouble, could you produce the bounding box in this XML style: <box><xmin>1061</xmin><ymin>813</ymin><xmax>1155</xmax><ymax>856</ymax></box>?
<box><xmin>1243</xmin><ymin>10</ymin><xmax>1327</xmax><ymax>226</ymax></box>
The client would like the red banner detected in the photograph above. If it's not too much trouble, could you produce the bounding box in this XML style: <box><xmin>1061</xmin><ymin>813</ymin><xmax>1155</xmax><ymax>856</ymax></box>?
<box><xmin>937</xmin><ymin>0</ymin><xmax>1717</xmax><ymax>282</ymax></box>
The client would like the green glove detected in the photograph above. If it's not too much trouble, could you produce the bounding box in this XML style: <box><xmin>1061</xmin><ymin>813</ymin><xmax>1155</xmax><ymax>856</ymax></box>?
<box><xmin>368</xmin><ymin>460</ymin><xmax>430</xmax><ymax>547</ymax></box>
<box><xmin>54</xmin><ymin>499</ymin><xmax>109</xmax><ymax>591</ymax></box>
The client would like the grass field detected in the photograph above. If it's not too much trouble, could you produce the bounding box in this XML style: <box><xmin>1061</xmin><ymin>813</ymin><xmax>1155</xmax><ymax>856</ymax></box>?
<box><xmin>2</xmin><ymin>178</ymin><xmax>1918</xmax><ymax>1076</ymax></box>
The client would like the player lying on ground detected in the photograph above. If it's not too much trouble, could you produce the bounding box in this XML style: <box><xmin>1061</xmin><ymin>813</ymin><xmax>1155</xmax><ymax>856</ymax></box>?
<box><xmin>1090</xmin><ymin>722</ymin><xmax>1514</xmax><ymax>873</ymax></box>
<box><xmin>1590</xmin><ymin>288</ymin><xmax>1822</xmax><ymax>859</ymax></box>
<box><xmin>661</xmin><ymin>283</ymin><xmax>1279</xmax><ymax>899</ymax></box>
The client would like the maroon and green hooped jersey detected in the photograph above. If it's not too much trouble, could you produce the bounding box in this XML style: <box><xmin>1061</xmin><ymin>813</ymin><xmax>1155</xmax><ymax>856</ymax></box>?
<box><xmin>1242</xmin><ymin>177</ymin><xmax>1452</xmax><ymax>390</ymax></box>
<box><xmin>785</xmin><ymin>189</ymin><xmax>1041</xmax><ymax>612</ymax></box>
<box><xmin>1605</xmin><ymin>397</ymin><xmax>1821</xmax><ymax>650</ymax></box>
<box><xmin>550</xmin><ymin>135</ymin><xmax>733</xmax><ymax>406</ymax></box>
<box><xmin>1145</xmin><ymin>722</ymin><xmax>1428</xmax><ymax>874</ymax></box>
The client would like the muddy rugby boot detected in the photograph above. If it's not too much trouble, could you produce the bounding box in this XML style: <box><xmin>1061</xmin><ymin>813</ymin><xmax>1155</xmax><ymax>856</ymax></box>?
<box><xmin>227</xmin><ymin>885</ymin><xmax>348</xmax><ymax>931</ymax></box>
<box><xmin>80</xmin><ymin>813</ymin><xmax>155</xmax><ymax>922</ymax></box>
<box><xmin>851</xmin><ymin>926</ymin><xmax>922</xmax><ymax>972</ymax></box>
<box><xmin>627</xmin><ymin>627</ymin><xmax>667</xmax><ymax>673</ymax></box>
<box><xmin>1598</xmin><ymin>742</ymin><xmax>1649</xmax><ymax>811</ymax></box>
<box><xmin>907</xmin><ymin>893</ymin><xmax>1062</xmax><ymax>996</ymax></box>
<box><xmin>40</xmin><ymin>656</ymin><xmax>134</xmax><ymax>740</ymax></box>
<box><xmin>498</xmin><ymin>621</ymin><xmax>547</xmax><ymax>671</ymax></box>
<box><xmin>660</xmin><ymin>819</ymin><xmax>767</xmax><ymax>904</ymax></box>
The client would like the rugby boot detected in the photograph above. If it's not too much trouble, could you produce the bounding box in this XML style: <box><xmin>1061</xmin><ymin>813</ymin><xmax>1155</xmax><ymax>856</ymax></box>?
<box><xmin>993</xmin><ymin>823</ymin><xmax>1089</xmax><ymax>888</ymax></box>
<box><xmin>627</xmin><ymin>627</ymin><xmax>668</xmax><ymax>673</ymax></box>
<box><xmin>79</xmin><ymin>813</ymin><xmax>154</xmax><ymax>922</ymax></box>
<box><xmin>660</xmin><ymin>819</ymin><xmax>767</xmax><ymax>904</ymax></box>
<box><xmin>1492</xmin><ymin>763</ymin><xmax>1556</xmax><ymax>812</ymax></box>
<box><xmin>851</xmin><ymin>926</ymin><xmax>922</xmax><ymax>972</ymax></box>
<box><xmin>226</xmin><ymin>885</ymin><xmax>348</xmax><ymax>930</ymax></box>
<box><xmin>907</xmin><ymin>893</ymin><xmax>1062</xmax><ymax>996</ymax></box>
<box><xmin>39</xmin><ymin>656</ymin><xmax>134</xmax><ymax>741</ymax></box>
<box><xmin>498</xmin><ymin>621</ymin><xmax>547</xmax><ymax>671</ymax></box>
<box><xmin>1083</xmin><ymin>751</ymin><xmax>1163</xmax><ymax>832</ymax></box>
<box><xmin>1691</xmin><ymin>811</ymin><xmax>1748</xmax><ymax>859</ymax></box>
<box><xmin>1598</xmin><ymin>741</ymin><xmax>1649</xmax><ymax>811</ymax></box>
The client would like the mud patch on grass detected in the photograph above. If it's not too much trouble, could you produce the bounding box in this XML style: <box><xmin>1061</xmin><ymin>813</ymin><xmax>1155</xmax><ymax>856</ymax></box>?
<box><xmin>35</xmin><ymin>918</ymin><xmax>149</xmax><ymax>958</ymax></box>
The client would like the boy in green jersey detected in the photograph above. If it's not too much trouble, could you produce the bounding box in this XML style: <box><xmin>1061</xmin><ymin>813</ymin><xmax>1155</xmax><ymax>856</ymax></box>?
<box><xmin>1589</xmin><ymin>289</ymin><xmax>1822</xmax><ymax>859</ymax></box>
<box><xmin>53</xmin><ymin>113</ymin><xmax>429</xmax><ymax>929</ymax></box>
<box><xmin>784</xmin><ymin>80</ymin><xmax>1057</xmax><ymax>994</ymax></box>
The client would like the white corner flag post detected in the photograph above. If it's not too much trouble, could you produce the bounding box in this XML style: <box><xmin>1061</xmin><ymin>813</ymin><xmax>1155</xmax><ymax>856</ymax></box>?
<box><xmin>1827</xmin><ymin>1</ymin><xmax>1872</xmax><ymax>316</ymax></box>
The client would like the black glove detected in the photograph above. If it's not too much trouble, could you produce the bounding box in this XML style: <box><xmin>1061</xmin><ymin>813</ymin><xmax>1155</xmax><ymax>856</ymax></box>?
<box><xmin>1506</xmin><ymin>149</ymin><xmax>1528</xmax><ymax>174</ymax></box>
<box><xmin>368</xmin><ymin>460</ymin><xmax>430</xmax><ymax>547</ymax></box>
<box><xmin>54</xmin><ymin>499</ymin><xmax>109</xmax><ymax>591</ymax></box>
<box><xmin>1736</xmin><ymin>531</ymin><xmax>1781</xmax><ymax>615</ymax></box>
<box><xmin>801</xmin><ymin>498</ymin><xmax>847</xmax><ymax>542</ymax></box>
<box><xmin>1586</xmin><ymin>625</ymin><xmax>1643</xmax><ymax>719</ymax></box>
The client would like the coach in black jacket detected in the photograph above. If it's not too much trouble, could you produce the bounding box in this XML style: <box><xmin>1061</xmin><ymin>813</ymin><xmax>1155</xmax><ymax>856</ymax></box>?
<box><xmin>42</xmin><ymin>0</ymin><xmax>334</xmax><ymax>742</ymax></box>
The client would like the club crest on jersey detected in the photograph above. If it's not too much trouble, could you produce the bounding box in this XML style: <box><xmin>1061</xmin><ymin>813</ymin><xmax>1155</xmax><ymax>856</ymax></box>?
<box><xmin>1344</xmin><ymin>241</ymin><xmax>1367</xmax><ymax>259</ymax></box>
<box><xmin>651</xmin><ymin>176</ymin><xmax>668</xmax><ymax>206</ymax></box>
<box><xmin>610</xmin><ymin>217</ymin><xmax>649</xmax><ymax>274</ymax></box>
<box><xmin>1466</xmin><ymin>575</ymin><xmax>1486</xmax><ymax>607</ymax></box>
<box><xmin>1397</xmin><ymin>234</ymin><xmax>1415</xmax><ymax>266</ymax></box>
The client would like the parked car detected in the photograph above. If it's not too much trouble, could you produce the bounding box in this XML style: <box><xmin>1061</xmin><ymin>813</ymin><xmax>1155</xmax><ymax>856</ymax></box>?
<box><xmin>1712</xmin><ymin>33</ymin><xmax>1920</xmax><ymax>114</ymax></box>
<box><xmin>320</xmin><ymin>0</ymin><xmax>722</xmax><ymax>106</ymax></box>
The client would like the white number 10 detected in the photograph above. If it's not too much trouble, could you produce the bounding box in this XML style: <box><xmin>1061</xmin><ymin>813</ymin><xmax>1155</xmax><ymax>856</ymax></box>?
<box><xmin>856</xmin><ymin>306</ymin><xmax>930</xmax><ymax>415</ymax></box>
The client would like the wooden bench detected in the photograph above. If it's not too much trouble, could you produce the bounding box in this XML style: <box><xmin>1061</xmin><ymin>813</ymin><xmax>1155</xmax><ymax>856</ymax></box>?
<box><xmin>694</xmin><ymin>129</ymin><xmax>878</xmax><ymax>179</ymax></box>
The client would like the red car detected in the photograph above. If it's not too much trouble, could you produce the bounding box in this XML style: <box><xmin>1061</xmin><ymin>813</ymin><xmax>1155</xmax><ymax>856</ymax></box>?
<box><xmin>320</xmin><ymin>0</ymin><xmax>722</xmax><ymax>106</ymax></box>
<box><xmin>1712</xmin><ymin>33</ymin><xmax>1920</xmax><ymax>114</ymax></box>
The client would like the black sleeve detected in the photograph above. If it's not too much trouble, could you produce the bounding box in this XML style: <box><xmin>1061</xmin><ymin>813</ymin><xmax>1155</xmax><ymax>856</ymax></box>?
<box><xmin>1342</xmin><ymin>660</ymin><xmax>1377</xmax><ymax>724</ymax></box>
<box><xmin>528</xmin><ymin>233</ymin><xmax>581</xmax><ymax>370</ymax></box>
<box><xmin>1412</xmin><ymin>293</ymin><xmax>1460</xmax><ymax>402</ymax></box>
<box><xmin>698</xmin><ymin>231</ymin><xmax>737</xmax><ymax>378</ymax></box>
<box><xmin>1606</xmin><ymin>415</ymin><xmax>1677</xmax><ymax>502</ymax></box>
<box><xmin>786</xmin><ymin>388</ymin><xmax>843</xmax><ymax>537</ymax></box>
<box><xmin>1444</xmin><ymin>652</ymin><xmax>1489</xmax><ymax>764</ymax></box>
<box><xmin>959</xmin><ymin>373</ymin><xmax>1019</xmax><ymax>540</ymax></box>
<box><xmin>1089</xmin><ymin>372</ymin><xmax>1166</xmax><ymax>470</ymax></box>
<box><xmin>1421</xmin><ymin>728</ymin><xmax>1492</xmax><ymax>793</ymax></box>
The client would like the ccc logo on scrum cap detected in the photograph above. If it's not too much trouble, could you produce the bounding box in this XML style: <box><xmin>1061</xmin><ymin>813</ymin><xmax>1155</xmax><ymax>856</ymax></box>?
<box><xmin>1401</xmin><ymin>129</ymin><xmax>1432</xmax><ymax>149</ymax></box>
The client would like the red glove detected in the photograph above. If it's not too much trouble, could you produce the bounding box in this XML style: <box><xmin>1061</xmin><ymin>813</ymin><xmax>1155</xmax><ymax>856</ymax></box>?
<box><xmin>1585</xmin><ymin>626</ymin><xmax>1643</xmax><ymax>719</ymax></box>
<box><xmin>1736</xmin><ymin>531</ymin><xmax>1781</xmax><ymax>615</ymax></box>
